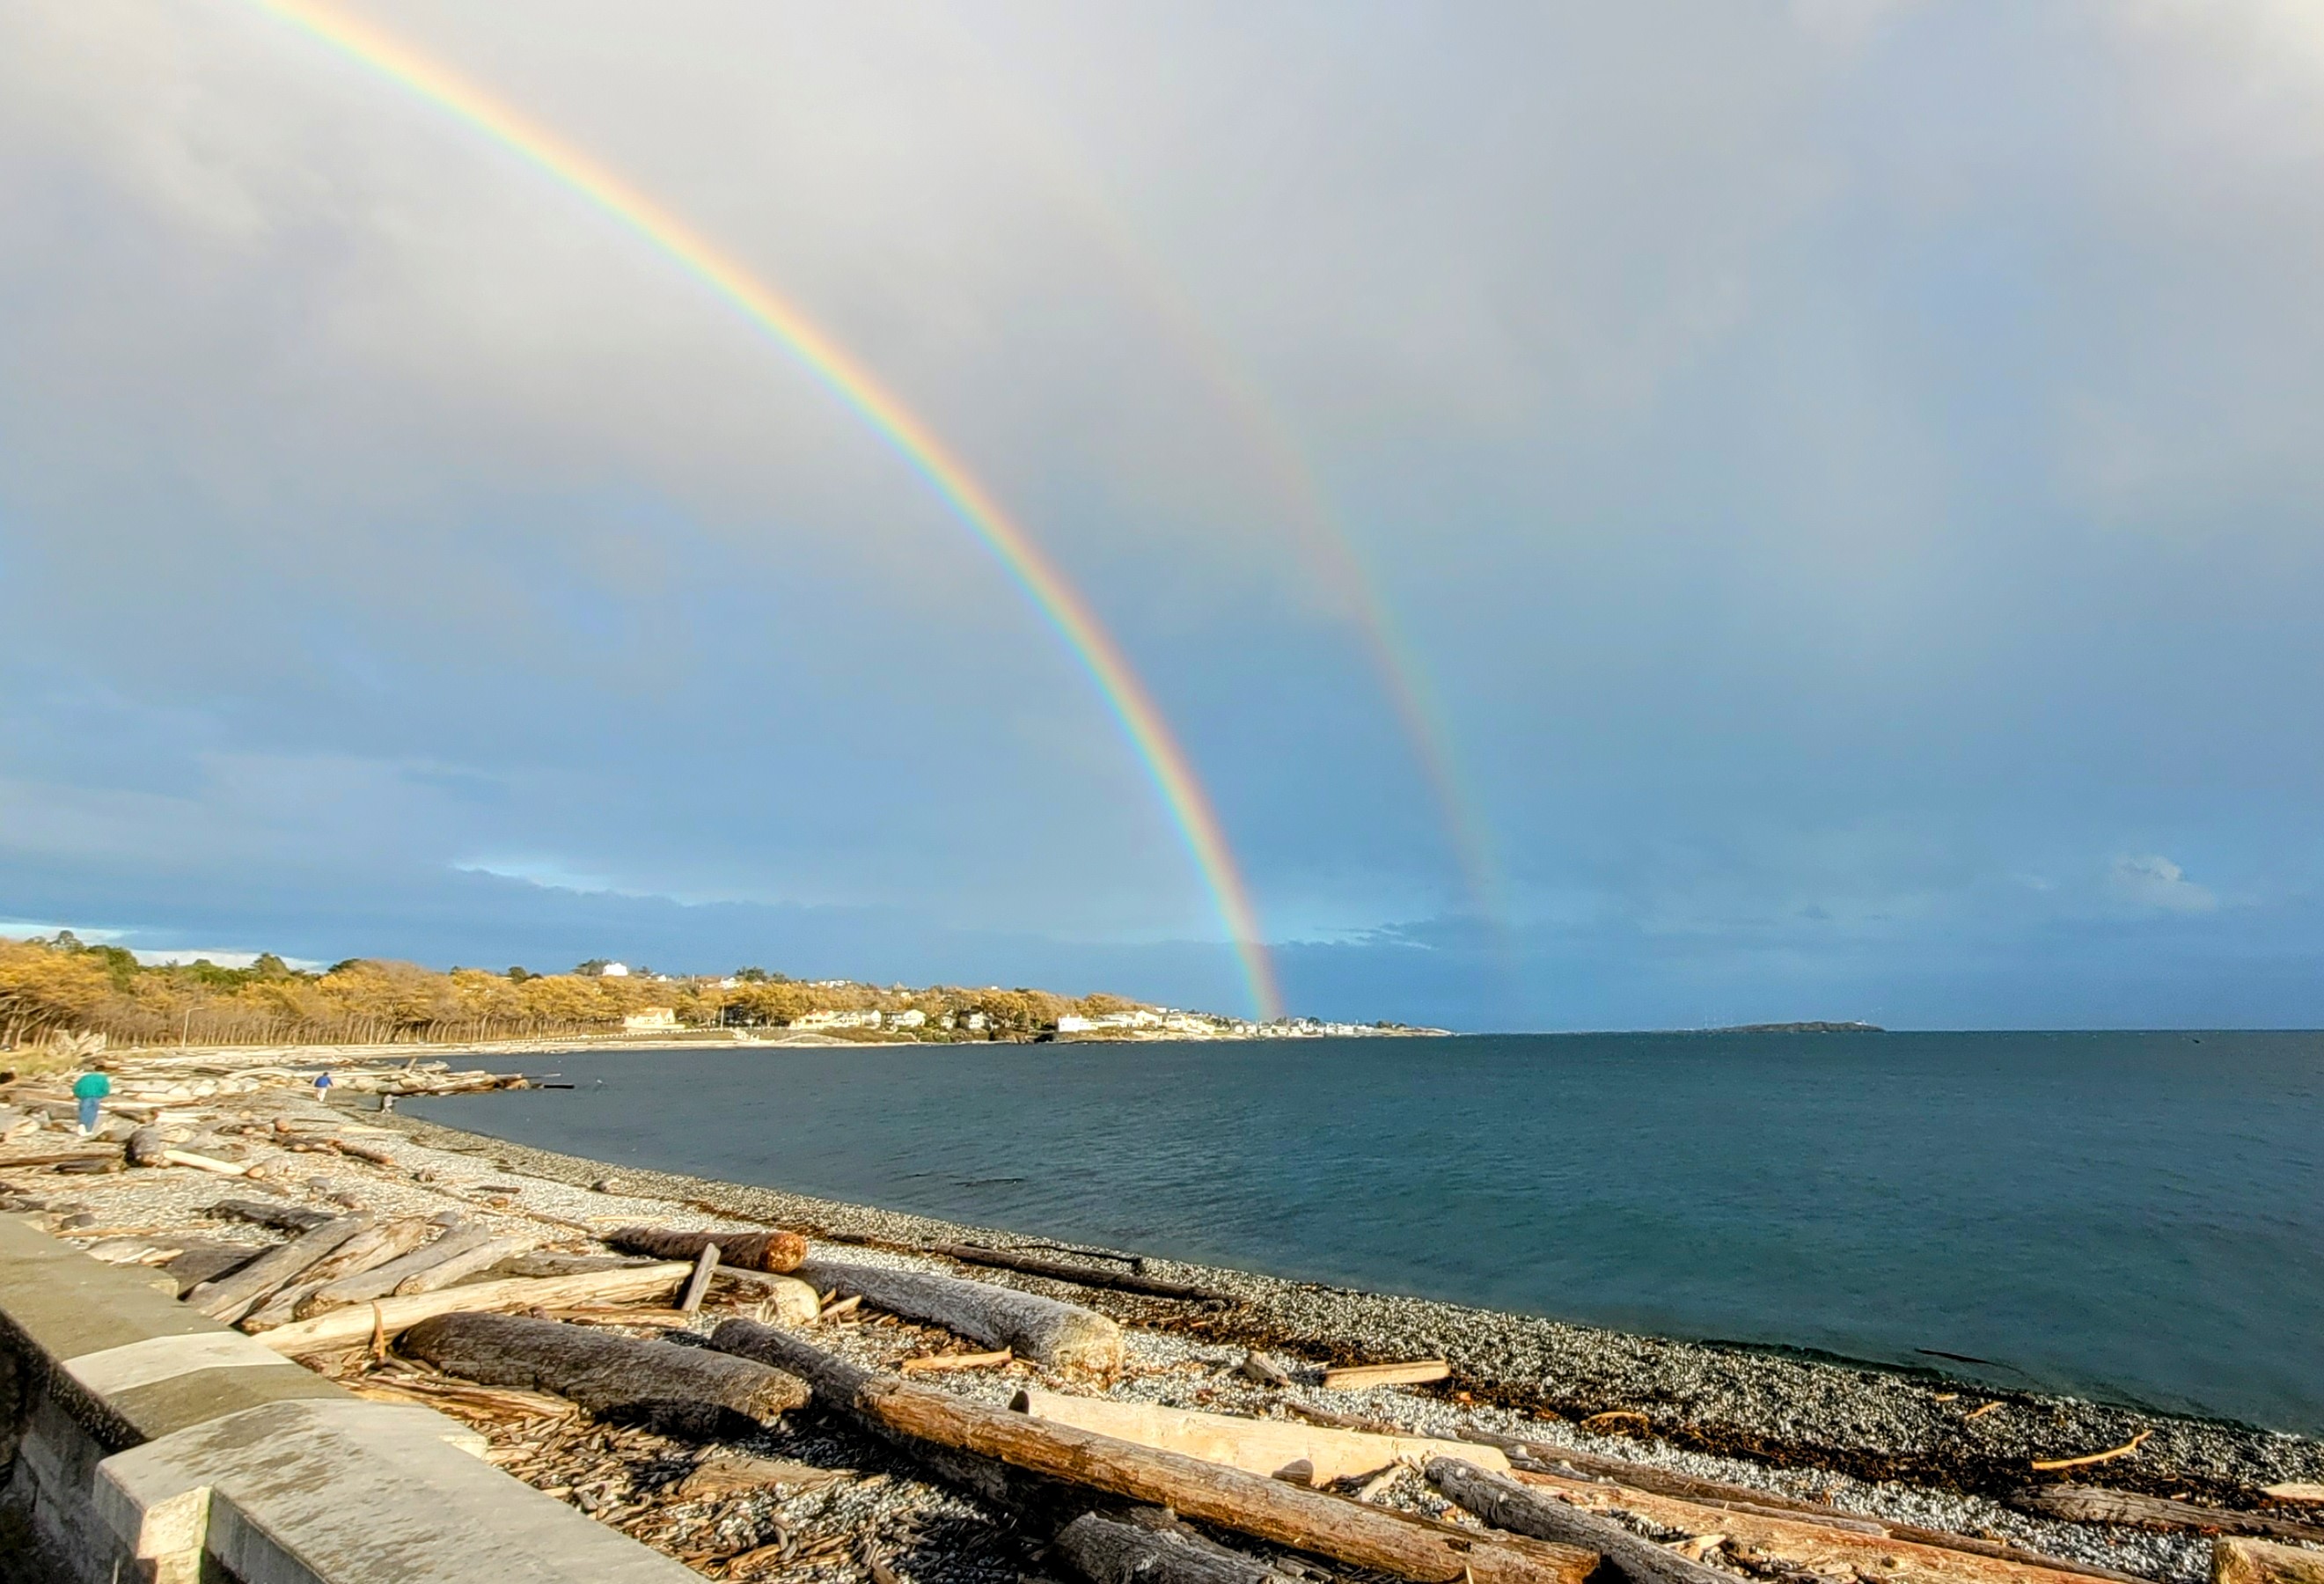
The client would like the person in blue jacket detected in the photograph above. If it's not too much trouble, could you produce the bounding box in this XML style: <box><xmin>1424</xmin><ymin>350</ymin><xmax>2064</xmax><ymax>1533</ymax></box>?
<box><xmin>73</xmin><ymin>1064</ymin><xmax>110</xmax><ymax>1134</ymax></box>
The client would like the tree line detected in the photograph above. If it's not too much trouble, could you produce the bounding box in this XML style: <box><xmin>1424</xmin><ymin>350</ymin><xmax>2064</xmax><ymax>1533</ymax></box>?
<box><xmin>0</xmin><ymin>933</ymin><xmax>1150</xmax><ymax>1050</ymax></box>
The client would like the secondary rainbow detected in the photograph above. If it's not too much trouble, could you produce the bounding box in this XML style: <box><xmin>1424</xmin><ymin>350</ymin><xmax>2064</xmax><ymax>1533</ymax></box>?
<box><xmin>238</xmin><ymin>0</ymin><xmax>1283</xmax><ymax>1018</ymax></box>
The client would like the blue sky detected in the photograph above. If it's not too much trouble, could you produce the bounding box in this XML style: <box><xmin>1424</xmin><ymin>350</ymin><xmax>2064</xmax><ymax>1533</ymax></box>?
<box><xmin>7</xmin><ymin>1</ymin><xmax>2324</xmax><ymax>1029</ymax></box>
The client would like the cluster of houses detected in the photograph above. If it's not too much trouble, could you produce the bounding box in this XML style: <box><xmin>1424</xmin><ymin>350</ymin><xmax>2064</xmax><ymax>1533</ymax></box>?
<box><xmin>585</xmin><ymin>964</ymin><xmax>1438</xmax><ymax>1041</ymax></box>
<box><xmin>787</xmin><ymin>1008</ymin><xmax>987</xmax><ymax>1032</ymax></box>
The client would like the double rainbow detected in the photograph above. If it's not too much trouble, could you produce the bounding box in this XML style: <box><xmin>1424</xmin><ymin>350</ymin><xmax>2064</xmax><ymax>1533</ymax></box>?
<box><xmin>241</xmin><ymin>0</ymin><xmax>1283</xmax><ymax>1018</ymax></box>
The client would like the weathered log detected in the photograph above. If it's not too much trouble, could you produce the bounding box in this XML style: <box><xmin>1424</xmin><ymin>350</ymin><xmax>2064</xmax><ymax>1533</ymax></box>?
<box><xmin>208</xmin><ymin>1199</ymin><xmax>332</xmax><ymax>1233</ymax></box>
<box><xmin>2016</xmin><ymin>1487</ymin><xmax>2324</xmax><ymax>1546</ymax></box>
<box><xmin>1427</xmin><ymin>1459</ymin><xmax>1732</xmax><ymax>1584</ymax></box>
<box><xmin>1463</xmin><ymin>1428</ymin><xmax>2144</xmax><ymax>1580</ymax></box>
<box><xmin>708</xmin><ymin>1318</ymin><xmax>1593</xmax><ymax>1584</ymax></box>
<box><xmin>2216</xmin><ymin>1538</ymin><xmax>2324</xmax><ymax>1584</ymax></box>
<box><xmin>126</xmin><ymin>1126</ymin><xmax>168</xmax><ymax>1167</ymax></box>
<box><xmin>1320</xmin><ymin>1360</ymin><xmax>1448</xmax><ymax>1390</ymax></box>
<box><xmin>299</xmin><ymin>1222</ymin><xmax>505</xmax><ymax>1309</ymax></box>
<box><xmin>677</xmin><ymin>1453</ymin><xmax>847</xmax><ymax>1499</ymax></box>
<box><xmin>794</xmin><ymin>1257</ymin><xmax>1123</xmax><ymax>1371</ymax></box>
<box><xmin>709</xmin><ymin>1265</ymin><xmax>820</xmax><ymax>1324</ymax></box>
<box><xmin>901</xmin><ymin>1349</ymin><xmax>1012</xmax><ymax>1374</ymax></box>
<box><xmin>1015</xmin><ymin>1389</ymin><xmax>1507</xmax><ymax>1485</ymax></box>
<box><xmin>1506</xmin><ymin>1461</ymin><xmax>2136</xmax><ymax>1584</ymax></box>
<box><xmin>187</xmin><ymin>1214</ymin><xmax>372</xmax><ymax>1323</ymax></box>
<box><xmin>397</xmin><ymin>1232</ymin><xmax>546</xmax><ymax>1294</ymax></box>
<box><xmin>162</xmin><ymin>1149</ymin><xmax>248</xmax><ymax>1177</ymax></box>
<box><xmin>401</xmin><ymin>1311</ymin><xmax>807</xmax><ymax>1437</ymax></box>
<box><xmin>678</xmin><ymin>1243</ymin><xmax>721</xmax><ymax>1313</ymax></box>
<box><xmin>158</xmin><ymin>1240</ymin><xmax>266</xmax><ymax>1295</ymax></box>
<box><xmin>326</xmin><ymin>1138</ymin><xmax>396</xmax><ymax>1167</ymax></box>
<box><xmin>256</xmin><ymin>1261</ymin><xmax>691</xmax><ymax>1353</ymax></box>
<box><xmin>0</xmin><ymin>1148</ymin><xmax>125</xmax><ymax>1169</ymax></box>
<box><xmin>1238</xmin><ymin>1352</ymin><xmax>1294</xmax><ymax>1388</ymax></box>
<box><xmin>610</xmin><ymin>1225</ymin><xmax>805</xmax><ymax>1273</ymax></box>
<box><xmin>927</xmin><ymin>1243</ymin><xmax>1231</xmax><ymax>1303</ymax></box>
<box><xmin>491</xmin><ymin>1251</ymin><xmax>657</xmax><ymax>1280</ymax></box>
<box><xmin>290</xmin><ymin>1219</ymin><xmax>439</xmax><ymax>1316</ymax></box>
<box><xmin>311</xmin><ymin>1216</ymin><xmax>431</xmax><ymax>1280</ymax></box>
<box><xmin>1053</xmin><ymin>1510</ymin><xmax>1285</xmax><ymax>1584</ymax></box>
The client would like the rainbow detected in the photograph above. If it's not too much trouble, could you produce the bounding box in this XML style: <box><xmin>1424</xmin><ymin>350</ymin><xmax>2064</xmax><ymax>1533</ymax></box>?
<box><xmin>238</xmin><ymin>0</ymin><xmax>1284</xmax><ymax>1018</ymax></box>
<box><xmin>907</xmin><ymin>15</ymin><xmax>1510</xmax><ymax>953</ymax></box>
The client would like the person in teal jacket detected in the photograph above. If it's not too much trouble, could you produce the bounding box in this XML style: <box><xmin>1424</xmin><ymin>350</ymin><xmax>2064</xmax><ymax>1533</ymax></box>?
<box><xmin>73</xmin><ymin>1065</ymin><xmax>110</xmax><ymax>1134</ymax></box>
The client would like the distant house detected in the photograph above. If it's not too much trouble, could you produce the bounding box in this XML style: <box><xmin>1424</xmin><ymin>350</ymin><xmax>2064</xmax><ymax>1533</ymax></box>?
<box><xmin>790</xmin><ymin>1009</ymin><xmax>883</xmax><ymax>1030</ymax></box>
<box><xmin>962</xmin><ymin>1012</ymin><xmax>987</xmax><ymax>1031</ymax></box>
<box><xmin>887</xmin><ymin>1009</ymin><xmax>927</xmax><ymax>1029</ymax></box>
<box><xmin>1055</xmin><ymin>1015</ymin><xmax>1093</xmax><ymax>1033</ymax></box>
<box><xmin>600</xmin><ymin>962</ymin><xmax>632</xmax><ymax>979</ymax></box>
<box><xmin>623</xmin><ymin>1006</ymin><xmax>678</xmax><ymax>1030</ymax></box>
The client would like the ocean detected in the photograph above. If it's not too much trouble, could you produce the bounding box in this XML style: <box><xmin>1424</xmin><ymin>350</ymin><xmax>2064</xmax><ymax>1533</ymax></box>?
<box><xmin>406</xmin><ymin>1030</ymin><xmax>2324</xmax><ymax>1434</ymax></box>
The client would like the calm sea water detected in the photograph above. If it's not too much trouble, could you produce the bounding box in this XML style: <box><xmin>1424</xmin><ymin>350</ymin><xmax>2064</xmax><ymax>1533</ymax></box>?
<box><xmin>407</xmin><ymin>1031</ymin><xmax>2324</xmax><ymax>1434</ymax></box>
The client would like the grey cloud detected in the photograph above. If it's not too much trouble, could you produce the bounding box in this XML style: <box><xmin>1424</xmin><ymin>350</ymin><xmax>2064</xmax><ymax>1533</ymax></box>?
<box><xmin>7</xmin><ymin>1</ymin><xmax>2324</xmax><ymax>1021</ymax></box>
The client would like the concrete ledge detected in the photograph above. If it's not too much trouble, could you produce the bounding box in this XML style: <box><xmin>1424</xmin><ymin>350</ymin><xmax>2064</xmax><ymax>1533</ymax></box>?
<box><xmin>0</xmin><ymin>1213</ymin><xmax>698</xmax><ymax>1583</ymax></box>
<box><xmin>99</xmin><ymin>1397</ymin><xmax>685</xmax><ymax>1584</ymax></box>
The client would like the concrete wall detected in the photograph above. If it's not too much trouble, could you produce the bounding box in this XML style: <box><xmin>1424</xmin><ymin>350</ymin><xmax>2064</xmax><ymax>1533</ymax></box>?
<box><xmin>0</xmin><ymin>1214</ymin><xmax>697</xmax><ymax>1584</ymax></box>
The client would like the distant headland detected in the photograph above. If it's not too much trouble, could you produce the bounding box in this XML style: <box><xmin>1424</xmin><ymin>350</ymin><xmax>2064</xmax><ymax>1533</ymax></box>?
<box><xmin>0</xmin><ymin>931</ymin><xmax>1439</xmax><ymax>1056</ymax></box>
<box><xmin>1702</xmin><ymin>1020</ymin><xmax>1886</xmax><ymax>1035</ymax></box>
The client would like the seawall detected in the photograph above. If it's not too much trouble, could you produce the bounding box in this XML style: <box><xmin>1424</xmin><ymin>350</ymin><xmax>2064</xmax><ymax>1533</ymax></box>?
<box><xmin>0</xmin><ymin>1213</ymin><xmax>694</xmax><ymax>1583</ymax></box>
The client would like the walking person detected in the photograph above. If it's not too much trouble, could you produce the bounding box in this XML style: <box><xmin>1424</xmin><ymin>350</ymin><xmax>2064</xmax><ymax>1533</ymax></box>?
<box><xmin>73</xmin><ymin>1062</ymin><xmax>110</xmax><ymax>1135</ymax></box>
<box><xmin>313</xmin><ymin>1069</ymin><xmax>333</xmax><ymax>1100</ymax></box>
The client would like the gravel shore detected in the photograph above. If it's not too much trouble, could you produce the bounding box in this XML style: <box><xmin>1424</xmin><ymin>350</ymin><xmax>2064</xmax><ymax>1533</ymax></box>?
<box><xmin>367</xmin><ymin>1100</ymin><xmax>2323</xmax><ymax>1584</ymax></box>
<box><xmin>8</xmin><ymin>1056</ymin><xmax>2318</xmax><ymax>1584</ymax></box>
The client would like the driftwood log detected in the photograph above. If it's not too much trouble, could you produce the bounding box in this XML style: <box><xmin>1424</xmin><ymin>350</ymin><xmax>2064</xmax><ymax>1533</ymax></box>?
<box><xmin>794</xmin><ymin>1257</ymin><xmax>1124</xmax><ymax>1371</ymax></box>
<box><xmin>208</xmin><ymin>1199</ymin><xmax>332</xmax><ymax>1233</ymax></box>
<box><xmin>1320</xmin><ymin>1360</ymin><xmax>1448</xmax><ymax>1390</ymax></box>
<box><xmin>493</xmin><ymin>1252</ymin><xmax>658</xmax><ymax>1280</ymax></box>
<box><xmin>186</xmin><ymin>1214</ymin><xmax>372</xmax><ymax>1324</ymax></box>
<box><xmin>397</xmin><ymin>1232</ymin><xmax>545</xmax><ymax>1294</ymax></box>
<box><xmin>1459</xmin><ymin>1428</ymin><xmax>2139</xmax><ymax>1580</ymax></box>
<box><xmin>610</xmin><ymin>1226</ymin><xmax>805</xmax><ymax>1273</ymax></box>
<box><xmin>290</xmin><ymin>1219</ymin><xmax>441</xmax><ymax>1316</ymax></box>
<box><xmin>1427</xmin><ymin>1459</ymin><xmax>1732</xmax><ymax>1584</ymax></box>
<box><xmin>2016</xmin><ymin>1487</ymin><xmax>2324</xmax><ymax>1546</ymax></box>
<box><xmin>1504</xmin><ymin>1462</ymin><xmax>2136</xmax><ymax>1584</ymax></box>
<box><xmin>2216</xmin><ymin>1538</ymin><xmax>2324</xmax><ymax>1584</ymax></box>
<box><xmin>126</xmin><ymin>1126</ymin><xmax>168</xmax><ymax>1167</ymax></box>
<box><xmin>256</xmin><ymin>1261</ymin><xmax>691</xmax><ymax>1354</ymax></box>
<box><xmin>161</xmin><ymin>1149</ymin><xmax>246</xmax><ymax>1177</ymax></box>
<box><xmin>403</xmin><ymin>1311</ymin><xmax>808</xmax><ymax>1437</ymax></box>
<box><xmin>709</xmin><ymin>1265</ymin><xmax>819</xmax><ymax>1324</ymax></box>
<box><xmin>1015</xmin><ymin>1389</ymin><xmax>1505</xmax><ymax>1485</ymax></box>
<box><xmin>298</xmin><ymin>1222</ymin><xmax>505</xmax><ymax>1309</ymax></box>
<box><xmin>927</xmin><ymin>1243</ymin><xmax>1230</xmax><ymax>1303</ymax></box>
<box><xmin>1052</xmin><ymin>1510</ymin><xmax>1287</xmax><ymax>1584</ymax></box>
<box><xmin>708</xmin><ymin>1318</ymin><xmax>1594</xmax><ymax>1584</ymax></box>
<box><xmin>242</xmin><ymin>1220</ymin><xmax>433</xmax><ymax>1331</ymax></box>
<box><xmin>159</xmin><ymin>1240</ymin><xmax>266</xmax><ymax>1295</ymax></box>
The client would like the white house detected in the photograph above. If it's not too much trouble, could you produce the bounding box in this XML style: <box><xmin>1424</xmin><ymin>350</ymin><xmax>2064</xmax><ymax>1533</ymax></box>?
<box><xmin>599</xmin><ymin>962</ymin><xmax>631</xmax><ymax>979</ymax></box>
<box><xmin>790</xmin><ymin>1009</ymin><xmax>883</xmax><ymax>1030</ymax></box>
<box><xmin>887</xmin><ymin>1009</ymin><xmax>927</xmax><ymax>1029</ymax></box>
<box><xmin>622</xmin><ymin>1006</ymin><xmax>677</xmax><ymax>1030</ymax></box>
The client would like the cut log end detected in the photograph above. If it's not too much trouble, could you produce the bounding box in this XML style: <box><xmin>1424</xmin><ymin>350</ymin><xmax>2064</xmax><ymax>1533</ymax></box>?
<box><xmin>610</xmin><ymin>1224</ymin><xmax>806</xmax><ymax>1273</ymax></box>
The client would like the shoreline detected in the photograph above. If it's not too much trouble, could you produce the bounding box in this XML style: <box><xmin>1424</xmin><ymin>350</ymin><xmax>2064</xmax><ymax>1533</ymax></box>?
<box><xmin>373</xmin><ymin>1097</ymin><xmax>2320</xmax><ymax>1576</ymax></box>
<box><xmin>8</xmin><ymin>1048</ymin><xmax>2318</xmax><ymax>1584</ymax></box>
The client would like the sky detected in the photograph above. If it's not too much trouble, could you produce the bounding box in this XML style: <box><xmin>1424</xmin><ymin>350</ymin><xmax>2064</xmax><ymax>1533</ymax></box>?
<box><xmin>7</xmin><ymin>0</ymin><xmax>2324</xmax><ymax>1030</ymax></box>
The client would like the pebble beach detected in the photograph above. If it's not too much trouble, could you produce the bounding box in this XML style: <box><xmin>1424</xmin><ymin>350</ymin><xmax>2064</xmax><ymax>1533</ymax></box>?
<box><xmin>4</xmin><ymin>1047</ymin><xmax>2319</xmax><ymax>1584</ymax></box>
